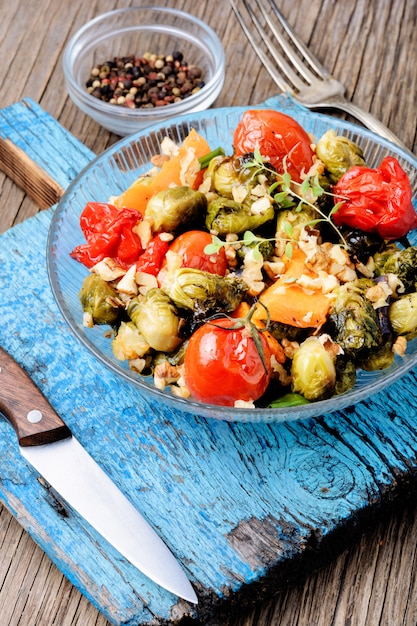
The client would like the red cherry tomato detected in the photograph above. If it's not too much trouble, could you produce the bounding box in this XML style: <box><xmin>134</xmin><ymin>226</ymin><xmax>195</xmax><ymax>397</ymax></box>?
<box><xmin>160</xmin><ymin>230</ymin><xmax>228</xmax><ymax>277</ymax></box>
<box><xmin>333</xmin><ymin>156</ymin><xmax>417</xmax><ymax>240</ymax></box>
<box><xmin>183</xmin><ymin>318</ymin><xmax>272</xmax><ymax>406</ymax></box>
<box><xmin>233</xmin><ymin>109</ymin><xmax>314</xmax><ymax>182</ymax></box>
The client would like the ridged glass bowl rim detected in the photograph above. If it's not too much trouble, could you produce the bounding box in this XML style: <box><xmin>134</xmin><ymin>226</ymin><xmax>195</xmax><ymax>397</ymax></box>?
<box><xmin>47</xmin><ymin>96</ymin><xmax>417</xmax><ymax>423</ymax></box>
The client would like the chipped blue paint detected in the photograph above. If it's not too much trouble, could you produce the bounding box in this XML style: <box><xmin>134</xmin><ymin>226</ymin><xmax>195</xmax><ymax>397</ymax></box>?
<box><xmin>1</xmin><ymin>100</ymin><xmax>417</xmax><ymax>625</ymax></box>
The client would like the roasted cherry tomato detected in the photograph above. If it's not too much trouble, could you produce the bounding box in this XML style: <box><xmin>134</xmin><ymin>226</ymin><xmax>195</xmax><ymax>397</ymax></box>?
<box><xmin>333</xmin><ymin>156</ymin><xmax>417</xmax><ymax>240</ymax></box>
<box><xmin>233</xmin><ymin>109</ymin><xmax>314</xmax><ymax>182</ymax></box>
<box><xmin>158</xmin><ymin>230</ymin><xmax>228</xmax><ymax>284</ymax></box>
<box><xmin>183</xmin><ymin>317</ymin><xmax>272</xmax><ymax>406</ymax></box>
<box><xmin>70</xmin><ymin>202</ymin><xmax>143</xmax><ymax>268</ymax></box>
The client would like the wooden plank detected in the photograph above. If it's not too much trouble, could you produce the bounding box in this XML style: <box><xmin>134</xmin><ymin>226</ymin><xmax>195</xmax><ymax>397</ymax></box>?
<box><xmin>0</xmin><ymin>0</ymin><xmax>417</xmax><ymax>622</ymax></box>
<box><xmin>1</xmin><ymin>98</ymin><xmax>417</xmax><ymax>625</ymax></box>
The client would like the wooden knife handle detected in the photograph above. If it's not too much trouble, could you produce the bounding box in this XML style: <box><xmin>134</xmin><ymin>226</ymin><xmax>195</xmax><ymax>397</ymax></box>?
<box><xmin>0</xmin><ymin>347</ymin><xmax>72</xmax><ymax>447</ymax></box>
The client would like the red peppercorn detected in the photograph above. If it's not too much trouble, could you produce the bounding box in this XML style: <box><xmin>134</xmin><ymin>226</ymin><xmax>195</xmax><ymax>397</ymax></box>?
<box><xmin>85</xmin><ymin>52</ymin><xmax>205</xmax><ymax>109</ymax></box>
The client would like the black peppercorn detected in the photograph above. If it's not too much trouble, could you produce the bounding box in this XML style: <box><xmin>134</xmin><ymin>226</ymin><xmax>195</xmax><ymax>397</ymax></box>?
<box><xmin>85</xmin><ymin>52</ymin><xmax>204</xmax><ymax>109</ymax></box>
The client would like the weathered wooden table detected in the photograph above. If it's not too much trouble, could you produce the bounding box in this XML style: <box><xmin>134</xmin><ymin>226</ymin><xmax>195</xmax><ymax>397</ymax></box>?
<box><xmin>1</xmin><ymin>1</ymin><xmax>417</xmax><ymax>625</ymax></box>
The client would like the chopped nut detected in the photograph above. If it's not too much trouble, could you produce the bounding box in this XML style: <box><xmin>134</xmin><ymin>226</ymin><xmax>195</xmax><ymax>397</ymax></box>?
<box><xmin>241</xmin><ymin>248</ymin><xmax>264</xmax><ymax>296</ymax></box>
<box><xmin>234</xmin><ymin>399</ymin><xmax>255</xmax><ymax>408</ymax></box>
<box><xmin>135</xmin><ymin>271</ymin><xmax>158</xmax><ymax>295</ymax></box>
<box><xmin>129</xmin><ymin>356</ymin><xmax>152</xmax><ymax>373</ymax></box>
<box><xmin>281</xmin><ymin>338</ymin><xmax>300</xmax><ymax>359</ymax></box>
<box><xmin>154</xmin><ymin>361</ymin><xmax>182</xmax><ymax>389</ymax></box>
<box><xmin>151</xmin><ymin>154</ymin><xmax>170</xmax><ymax>167</ymax></box>
<box><xmin>270</xmin><ymin>357</ymin><xmax>292</xmax><ymax>386</ymax></box>
<box><xmin>232</xmin><ymin>184</ymin><xmax>248</xmax><ymax>203</ymax></box>
<box><xmin>263</xmin><ymin>260</ymin><xmax>286</xmax><ymax>280</ymax></box>
<box><xmin>117</xmin><ymin>265</ymin><xmax>138</xmax><ymax>295</ymax></box>
<box><xmin>250</xmin><ymin>196</ymin><xmax>272</xmax><ymax>215</ymax></box>
<box><xmin>224</xmin><ymin>244</ymin><xmax>238</xmax><ymax>269</ymax></box>
<box><xmin>393</xmin><ymin>336</ymin><xmax>407</xmax><ymax>357</ymax></box>
<box><xmin>91</xmin><ymin>257</ymin><xmax>126</xmax><ymax>281</ymax></box>
<box><xmin>160</xmin><ymin>136</ymin><xmax>180</xmax><ymax>157</ymax></box>
<box><xmin>158</xmin><ymin>232</ymin><xmax>174</xmax><ymax>242</ymax></box>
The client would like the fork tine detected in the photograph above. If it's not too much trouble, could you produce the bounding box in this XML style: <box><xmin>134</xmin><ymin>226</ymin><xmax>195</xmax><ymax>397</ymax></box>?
<box><xmin>230</xmin><ymin>0</ymin><xmax>305</xmax><ymax>92</ymax></box>
<box><xmin>268</xmin><ymin>0</ymin><xmax>331</xmax><ymax>80</ymax></box>
<box><xmin>253</xmin><ymin>0</ymin><xmax>319</xmax><ymax>85</ymax></box>
<box><xmin>244</xmin><ymin>0</ymin><xmax>313</xmax><ymax>92</ymax></box>
<box><xmin>230</xmin><ymin>0</ymin><xmax>293</xmax><ymax>92</ymax></box>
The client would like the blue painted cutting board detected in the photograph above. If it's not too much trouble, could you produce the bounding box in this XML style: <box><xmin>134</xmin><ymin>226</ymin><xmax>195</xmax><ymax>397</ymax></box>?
<box><xmin>1</xmin><ymin>98</ymin><xmax>417</xmax><ymax>626</ymax></box>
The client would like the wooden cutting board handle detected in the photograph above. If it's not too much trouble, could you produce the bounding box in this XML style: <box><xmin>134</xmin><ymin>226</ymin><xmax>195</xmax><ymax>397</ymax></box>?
<box><xmin>0</xmin><ymin>136</ymin><xmax>65</xmax><ymax>210</ymax></box>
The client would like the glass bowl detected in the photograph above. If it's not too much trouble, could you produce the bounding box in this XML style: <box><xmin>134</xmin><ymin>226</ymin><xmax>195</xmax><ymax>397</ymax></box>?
<box><xmin>62</xmin><ymin>6</ymin><xmax>225</xmax><ymax>136</ymax></box>
<box><xmin>47</xmin><ymin>96</ymin><xmax>417</xmax><ymax>423</ymax></box>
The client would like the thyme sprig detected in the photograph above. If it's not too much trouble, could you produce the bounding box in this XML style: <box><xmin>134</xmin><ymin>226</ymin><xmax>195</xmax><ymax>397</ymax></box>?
<box><xmin>204</xmin><ymin>146</ymin><xmax>349</xmax><ymax>260</ymax></box>
<box><xmin>246</xmin><ymin>147</ymin><xmax>348</xmax><ymax>248</ymax></box>
<box><xmin>204</xmin><ymin>230</ymin><xmax>276</xmax><ymax>259</ymax></box>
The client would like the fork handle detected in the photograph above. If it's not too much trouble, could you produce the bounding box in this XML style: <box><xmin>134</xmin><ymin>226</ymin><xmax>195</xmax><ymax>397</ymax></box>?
<box><xmin>312</xmin><ymin>98</ymin><xmax>413</xmax><ymax>157</ymax></box>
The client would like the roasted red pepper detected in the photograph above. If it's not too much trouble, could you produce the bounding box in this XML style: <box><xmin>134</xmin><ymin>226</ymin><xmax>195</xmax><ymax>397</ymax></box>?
<box><xmin>135</xmin><ymin>235</ymin><xmax>170</xmax><ymax>276</ymax></box>
<box><xmin>333</xmin><ymin>156</ymin><xmax>417</xmax><ymax>240</ymax></box>
<box><xmin>70</xmin><ymin>202</ymin><xmax>143</xmax><ymax>268</ymax></box>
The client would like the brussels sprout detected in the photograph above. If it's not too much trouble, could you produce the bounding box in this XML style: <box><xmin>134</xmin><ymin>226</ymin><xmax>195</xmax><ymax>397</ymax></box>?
<box><xmin>360</xmin><ymin>342</ymin><xmax>395</xmax><ymax>371</ymax></box>
<box><xmin>79</xmin><ymin>274</ymin><xmax>120</xmax><ymax>326</ymax></box>
<box><xmin>276</xmin><ymin>206</ymin><xmax>317</xmax><ymax>241</ymax></box>
<box><xmin>112</xmin><ymin>321</ymin><xmax>150</xmax><ymax>361</ymax></box>
<box><xmin>207</xmin><ymin>156</ymin><xmax>250</xmax><ymax>198</ymax></box>
<box><xmin>128</xmin><ymin>289</ymin><xmax>183</xmax><ymax>353</ymax></box>
<box><xmin>236</xmin><ymin>238</ymin><xmax>275</xmax><ymax>262</ymax></box>
<box><xmin>388</xmin><ymin>292</ymin><xmax>417</xmax><ymax>338</ymax></box>
<box><xmin>161</xmin><ymin>267</ymin><xmax>247</xmax><ymax>313</ymax></box>
<box><xmin>268</xmin><ymin>321</ymin><xmax>309</xmax><ymax>343</ymax></box>
<box><xmin>291</xmin><ymin>336</ymin><xmax>337</xmax><ymax>401</ymax></box>
<box><xmin>334</xmin><ymin>356</ymin><xmax>356</xmax><ymax>395</ymax></box>
<box><xmin>205</xmin><ymin>198</ymin><xmax>275</xmax><ymax>235</ymax></box>
<box><xmin>152</xmin><ymin>340</ymin><xmax>188</xmax><ymax>368</ymax></box>
<box><xmin>145</xmin><ymin>186</ymin><xmax>207</xmax><ymax>232</ymax></box>
<box><xmin>327</xmin><ymin>282</ymin><xmax>383</xmax><ymax>357</ymax></box>
<box><xmin>315</xmin><ymin>129</ymin><xmax>367</xmax><ymax>182</ymax></box>
<box><xmin>207</xmin><ymin>153</ymin><xmax>276</xmax><ymax>199</ymax></box>
<box><xmin>374</xmin><ymin>245</ymin><xmax>417</xmax><ymax>293</ymax></box>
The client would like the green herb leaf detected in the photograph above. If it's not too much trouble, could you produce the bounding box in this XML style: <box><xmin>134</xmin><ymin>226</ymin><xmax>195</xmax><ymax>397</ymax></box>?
<box><xmin>300</xmin><ymin>177</ymin><xmax>310</xmax><ymax>195</ymax></box>
<box><xmin>243</xmin><ymin>230</ymin><xmax>259</xmax><ymax>245</ymax></box>
<box><xmin>311</xmin><ymin>174</ymin><xmax>324</xmax><ymax>197</ymax></box>
<box><xmin>251</xmin><ymin>245</ymin><xmax>262</xmax><ymax>261</ymax></box>
<box><xmin>285</xmin><ymin>242</ymin><xmax>293</xmax><ymax>259</ymax></box>
<box><xmin>283</xmin><ymin>221</ymin><xmax>293</xmax><ymax>237</ymax></box>
<box><xmin>204</xmin><ymin>235</ymin><xmax>224</xmax><ymax>255</ymax></box>
<box><xmin>330</xmin><ymin>201</ymin><xmax>343</xmax><ymax>216</ymax></box>
<box><xmin>273</xmin><ymin>190</ymin><xmax>289</xmax><ymax>203</ymax></box>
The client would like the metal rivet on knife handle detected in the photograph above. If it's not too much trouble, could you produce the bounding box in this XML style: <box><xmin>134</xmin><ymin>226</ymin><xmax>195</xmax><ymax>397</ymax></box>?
<box><xmin>27</xmin><ymin>409</ymin><xmax>43</xmax><ymax>424</ymax></box>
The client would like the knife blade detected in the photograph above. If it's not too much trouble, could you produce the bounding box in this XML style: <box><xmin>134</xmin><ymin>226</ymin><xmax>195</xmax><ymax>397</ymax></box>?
<box><xmin>0</xmin><ymin>346</ymin><xmax>197</xmax><ymax>604</ymax></box>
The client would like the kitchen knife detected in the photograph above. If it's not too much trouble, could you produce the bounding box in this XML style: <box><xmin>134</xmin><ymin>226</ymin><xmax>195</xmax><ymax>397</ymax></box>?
<box><xmin>0</xmin><ymin>346</ymin><xmax>198</xmax><ymax>604</ymax></box>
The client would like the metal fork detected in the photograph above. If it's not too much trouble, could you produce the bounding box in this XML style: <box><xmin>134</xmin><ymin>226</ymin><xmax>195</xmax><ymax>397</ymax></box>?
<box><xmin>230</xmin><ymin>0</ymin><xmax>412</xmax><ymax>155</ymax></box>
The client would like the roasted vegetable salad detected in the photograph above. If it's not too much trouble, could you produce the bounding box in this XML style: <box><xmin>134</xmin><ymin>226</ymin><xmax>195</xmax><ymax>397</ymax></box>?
<box><xmin>70</xmin><ymin>110</ymin><xmax>417</xmax><ymax>409</ymax></box>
